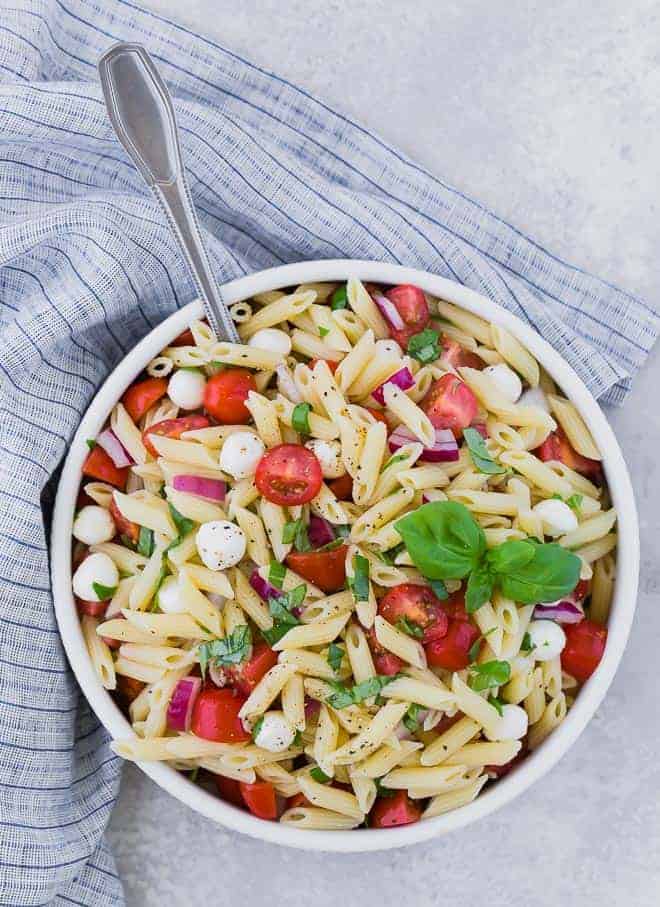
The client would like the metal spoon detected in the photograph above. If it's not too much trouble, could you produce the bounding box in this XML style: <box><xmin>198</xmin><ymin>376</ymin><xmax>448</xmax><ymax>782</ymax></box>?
<box><xmin>98</xmin><ymin>42</ymin><xmax>239</xmax><ymax>343</ymax></box>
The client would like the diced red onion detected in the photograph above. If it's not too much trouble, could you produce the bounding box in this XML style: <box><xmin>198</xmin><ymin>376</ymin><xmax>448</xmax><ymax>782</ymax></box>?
<box><xmin>167</xmin><ymin>676</ymin><xmax>201</xmax><ymax>732</ymax></box>
<box><xmin>308</xmin><ymin>515</ymin><xmax>335</xmax><ymax>548</ymax></box>
<box><xmin>304</xmin><ymin>698</ymin><xmax>321</xmax><ymax>720</ymax></box>
<box><xmin>533</xmin><ymin>599</ymin><xmax>584</xmax><ymax>624</ymax></box>
<box><xmin>371</xmin><ymin>367</ymin><xmax>415</xmax><ymax>405</ymax></box>
<box><xmin>250</xmin><ymin>569</ymin><xmax>282</xmax><ymax>602</ymax></box>
<box><xmin>172</xmin><ymin>474</ymin><xmax>226</xmax><ymax>501</ymax></box>
<box><xmin>373</xmin><ymin>293</ymin><xmax>405</xmax><ymax>331</ymax></box>
<box><xmin>395</xmin><ymin>722</ymin><xmax>413</xmax><ymax>741</ymax></box>
<box><xmin>96</xmin><ymin>428</ymin><xmax>134</xmax><ymax>467</ymax></box>
<box><xmin>388</xmin><ymin>424</ymin><xmax>459</xmax><ymax>462</ymax></box>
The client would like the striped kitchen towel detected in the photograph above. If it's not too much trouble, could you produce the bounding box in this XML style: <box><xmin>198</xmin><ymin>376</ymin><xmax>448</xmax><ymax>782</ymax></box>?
<box><xmin>0</xmin><ymin>0</ymin><xmax>657</xmax><ymax>904</ymax></box>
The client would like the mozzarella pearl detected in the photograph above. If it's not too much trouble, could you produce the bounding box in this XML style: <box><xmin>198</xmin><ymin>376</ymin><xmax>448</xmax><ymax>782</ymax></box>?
<box><xmin>72</xmin><ymin>505</ymin><xmax>116</xmax><ymax>545</ymax></box>
<box><xmin>167</xmin><ymin>369</ymin><xmax>206</xmax><ymax>410</ymax></box>
<box><xmin>253</xmin><ymin>710</ymin><xmax>295</xmax><ymax>753</ymax></box>
<box><xmin>156</xmin><ymin>575</ymin><xmax>185</xmax><ymax>613</ymax></box>
<box><xmin>527</xmin><ymin>619</ymin><xmax>566</xmax><ymax>661</ymax></box>
<box><xmin>248</xmin><ymin>328</ymin><xmax>292</xmax><ymax>357</ymax></box>
<box><xmin>72</xmin><ymin>552</ymin><xmax>119</xmax><ymax>601</ymax></box>
<box><xmin>483</xmin><ymin>364</ymin><xmax>523</xmax><ymax>403</ymax></box>
<box><xmin>519</xmin><ymin>386</ymin><xmax>550</xmax><ymax>412</ymax></box>
<box><xmin>219</xmin><ymin>431</ymin><xmax>265</xmax><ymax>479</ymax></box>
<box><xmin>196</xmin><ymin>520</ymin><xmax>246</xmax><ymax>571</ymax></box>
<box><xmin>532</xmin><ymin>499</ymin><xmax>578</xmax><ymax>537</ymax></box>
<box><xmin>375</xmin><ymin>339</ymin><xmax>403</xmax><ymax>359</ymax></box>
<box><xmin>485</xmin><ymin>704</ymin><xmax>529</xmax><ymax>742</ymax></box>
<box><xmin>304</xmin><ymin>439</ymin><xmax>345</xmax><ymax>479</ymax></box>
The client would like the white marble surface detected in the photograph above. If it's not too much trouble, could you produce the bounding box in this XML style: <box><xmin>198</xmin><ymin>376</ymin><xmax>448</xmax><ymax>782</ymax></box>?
<box><xmin>108</xmin><ymin>2</ymin><xmax>660</xmax><ymax>904</ymax></box>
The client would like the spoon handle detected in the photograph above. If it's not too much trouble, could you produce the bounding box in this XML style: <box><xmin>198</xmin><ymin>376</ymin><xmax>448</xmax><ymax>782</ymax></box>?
<box><xmin>98</xmin><ymin>42</ymin><xmax>239</xmax><ymax>343</ymax></box>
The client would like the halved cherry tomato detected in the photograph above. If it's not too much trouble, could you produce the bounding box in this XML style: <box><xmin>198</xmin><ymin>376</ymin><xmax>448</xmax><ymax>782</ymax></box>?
<box><xmin>190</xmin><ymin>688</ymin><xmax>251</xmax><ymax>743</ymax></box>
<box><xmin>366</xmin><ymin>626</ymin><xmax>404</xmax><ymax>675</ymax></box>
<box><xmin>561</xmin><ymin>619</ymin><xmax>607</xmax><ymax>682</ymax></box>
<box><xmin>82</xmin><ymin>445</ymin><xmax>128</xmax><ymax>489</ymax></box>
<box><xmin>256</xmin><ymin>444</ymin><xmax>323</xmax><ymax>506</ymax></box>
<box><xmin>534</xmin><ymin>428</ymin><xmax>603</xmax><ymax>483</ymax></box>
<box><xmin>378</xmin><ymin>583</ymin><xmax>448</xmax><ymax>643</ymax></box>
<box><xmin>286</xmin><ymin>792</ymin><xmax>312</xmax><ymax>810</ymax></box>
<box><xmin>170</xmin><ymin>328</ymin><xmax>195</xmax><ymax>347</ymax></box>
<box><xmin>109</xmin><ymin>495</ymin><xmax>139</xmax><ymax>543</ymax></box>
<box><xmin>422</xmin><ymin>373</ymin><xmax>478</xmax><ymax>434</ymax></box>
<box><xmin>383</xmin><ymin>284</ymin><xmax>430</xmax><ymax>349</ymax></box>
<box><xmin>142</xmin><ymin>414</ymin><xmax>210</xmax><ymax>458</ymax></box>
<box><xmin>228</xmin><ymin>642</ymin><xmax>279</xmax><ymax>696</ymax></box>
<box><xmin>370</xmin><ymin>790</ymin><xmax>421</xmax><ymax>828</ymax></box>
<box><xmin>215</xmin><ymin>776</ymin><xmax>245</xmax><ymax>809</ymax></box>
<box><xmin>204</xmin><ymin>368</ymin><xmax>257</xmax><ymax>424</ymax></box>
<box><xmin>122</xmin><ymin>377</ymin><xmax>168</xmax><ymax>423</ymax></box>
<box><xmin>573</xmin><ymin>578</ymin><xmax>590</xmax><ymax>602</ymax></box>
<box><xmin>442</xmin><ymin>587</ymin><xmax>468</xmax><ymax>621</ymax></box>
<box><xmin>239</xmin><ymin>780</ymin><xmax>277</xmax><ymax>820</ymax></box>
<box><xmin>439</xmin><ymin>336</ymin><xmax>485</xmax><ymax>371</ymax></box>
<box><xmin>328</xmin><ymin>472</ymin><xmax>353</xmax><ymax>501</ymax></box>
<box><xmin>286</xmin><ymin>544</ymin><xmax>348</xmax><ymax>594</ymax></box>
<box><xmin>424</xmin><ymin>619</ymin><xmax>479</xmax><ymax>670</ymax></box>
<box><xmin>365</xmin><ymin>407</ymin><xmax>389</xmax><ymax>427</ymax></box>
<box><xmin>115</xmin><ymin>674</ymin><xmax>145</xmax><ymax>707</ymax></box>
<box><xmin>75</xmin><ymin>597</ymin><xmax>108</xmax><ymax>618</ymax></box>
<box><xmin>308</xmin><ymin>358</ymin><xmax>339</xmax><ymax>374</ymax></box>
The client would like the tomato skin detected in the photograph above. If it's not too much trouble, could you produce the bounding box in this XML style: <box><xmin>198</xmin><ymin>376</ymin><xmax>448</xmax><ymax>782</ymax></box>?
<box><xmin>308</xmin><ymin>358</ymin><xmax>339</xmax><ymax>374</ymax></box>
<box><xmin>286</xmin><ymin>792</ymin><xmax>312</xmax><ymax>810</ymax></box>
<box><xmin>142</xmin><ymin>414</ymin><xmax>210</xmax><ymax>457</ymax></box>
<box><xmin>255</xmin><ymin>444</ymin><xmax>323</xmax><ymax>506</ymax></box>
<box><xmin>370</xmin><ymin>790</ymin><xmax>421</xmax><ymax>828</ymax></box>
<box><xmin>442</xmin><ymin>587</ymin><xmax>468</xmax><ymax>621</ymax></box>
<box><xmin>534</xmin><ymin>428</ymin><xmax>603</xmax><ymax>483</ymax></box>
<box><xmin>425</xmin><ymin>619</ymin><xmax>479</xmax><ymax>670</ymax></box>
<box><xmin>561</xmin><ymin>619</ymin><xmax>607</xmax><ymax>682</ymax></box>
<box><xmin>383</xmin><ymin>284</ymin><xmax>430</xmax><ymax>348</ymax></box>
<box><xmin>378</xmin><ymin>584</ymin><xmax>448</xmax><ymax>643</ymax></box>
<box><xmin>422</xmin><ymin>373</ymin><xmax>478</xmax><ymax>434</ymax></box>
<box><xmin>109</xmin><ymin>495</ymin><xmax>139</xmax><ymax>543</ymax></box>
<box><xmin>215</xmin><ymin>776</ymin><xmax>245</xmax><ymax>808</ymax></box>
<box><xmin>239</xmin><ymin>780</ymin><xmax>277</xmax><ymax>820</ymax></box>
<box><xmin>366</xmin><ymin>627</ymin><xmax>404</xmax><ymax>675</ymax></box>
<box><xmin>190</xmin><ymin>688</ymin><xmax>251</xmax><ymax>743</ymax></box>
<box><xmin>327</xmin><ymin>472</ymin><xmax>353</xmax><ymax>501</ymax></box>
<box><xmin>286</xmin><ymin>545</ymin><xmax>348</xmax><ymax>594</ymax></box>
<box><xmin>439</xmin><ymin>336</ymin><xmax>485</xmax><ymax>371</ymax></box>
<box><xmin>170</xmin><ymin>328</ymin><xmax>195</xmax><ymax>347</ymax></box>
<box><xmin>122</xmin><ymin>377</ymin><xmax>168</xmax><ymax>423</ymax></box>
<box><xmin>76</xmin><ymin>597</ymin><xmax>108</xmax><ymax>618</ymax></box>
<box><xmin>204</xmin><ymin>368</ymin><xmax>257</xmax><ymax>424</ymax></box>
<box><xmin>82</xmin><ymin>445</ymin><xmax>128</xmax><ymax>489</ymax></box>
<box><xmin>365</xmin><ymin>407</ymin><xmax>389</xmax><ymax>427</ymax></box>
<box><xmin>229</xmin><ymin>643</ymin><xmax>279</xmax><ymax>695</ymax></box>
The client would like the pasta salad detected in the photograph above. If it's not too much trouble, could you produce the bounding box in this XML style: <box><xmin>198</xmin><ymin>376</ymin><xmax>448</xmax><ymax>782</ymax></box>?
<box><xmin>73</xmin><ymin>279</ymin><xmax>616</xmax><ymax>830</ymax></box>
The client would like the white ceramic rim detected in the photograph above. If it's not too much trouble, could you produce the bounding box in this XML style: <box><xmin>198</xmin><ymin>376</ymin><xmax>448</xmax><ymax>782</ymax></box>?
<box><xmin>51</xmin><ymin>259</ymin><xmax>639</xmax><ymax>852</ymax></box>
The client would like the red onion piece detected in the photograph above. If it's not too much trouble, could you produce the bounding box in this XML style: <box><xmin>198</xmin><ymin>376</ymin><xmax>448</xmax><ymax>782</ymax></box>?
<box><xmin>471</xmin><ymin>422</ymin><xmax>488</xmax><ymax>439</ymax></box>
<box><xmin>371</xmin><ymin>367</ymin><xmax>415</xmax><ymax>405</ymax></box>
<box><xmin>249</xmin><ymin>569</ymin><xmax>282</xmax><ymax>602</ymax></box>
<box><xmin>167</xmin><ymin>676</ymin><xmax>201</xmax><ymax>732</ymax></box>
<box><xmin>308</xmin><ymin>515</ymin><xmax>335</xmax><ymax>548</ymax></box>
<box><xmin>304</xmin><ymin>697</ymin><xmax>321</xmax><ymax>720</ymax></box>
<box><xmin>96</xmin><ymin>428</ymin><xmax>134</xmax><ymax>468</ymax></box>
<box><xmin>533</xmin><ymin>600</ymin><xmax>584</xmax><ymax>624</ymax></box>
<box><xmin>172</xmin><ymin>474</ymin><xmax>226</xmax><ymax>501</ymax></box>
<box><xmin>373</xmin><ymin>293</ymin><xmax>405</xmax><ymax>331</ymax></box>
<box><xmin>388</xmin><ymin>424</ymin><xmax>459</xmax><ymax>462</ymax></box>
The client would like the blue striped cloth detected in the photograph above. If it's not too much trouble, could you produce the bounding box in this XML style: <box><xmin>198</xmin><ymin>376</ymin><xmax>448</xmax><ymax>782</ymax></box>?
<box><xmin>0</xmin><ymin>1</ymin><xmax>657</xmax><ymax>904</ymax></box>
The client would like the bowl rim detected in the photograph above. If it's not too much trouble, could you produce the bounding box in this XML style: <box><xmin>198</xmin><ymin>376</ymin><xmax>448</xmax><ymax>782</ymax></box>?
<box><xmin>51</xmin><ymin>259</ymin><xmax>639</xmax><ymax>852</ymax></box>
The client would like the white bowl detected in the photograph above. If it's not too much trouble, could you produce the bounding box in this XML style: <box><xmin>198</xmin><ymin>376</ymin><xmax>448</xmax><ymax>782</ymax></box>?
<box><xmin>51</xmin><ymin>259</ymin><xmax>639</xmax><ymax>852</ymax></box>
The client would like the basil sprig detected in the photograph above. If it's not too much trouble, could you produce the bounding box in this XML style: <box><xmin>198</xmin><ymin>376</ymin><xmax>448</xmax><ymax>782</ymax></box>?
<box><xmin>292</xmin><ymin>402</ymin><xmax>312</xmax><ymax>435</ymax></box>
<box><xmin>468</xmin><ymin>659</ymin><xmax>511</xmax><ymax>692</ymax></box>
<box><xmin>395</xmin><ymin>501</ymin><xmax>581</xmax><ymax>613</ymax></box>
<box><xmin>282</xmin><ymin>519</ymin><xmax>312</xmax><ymax>552</ymax></box>
<box><xmin>463</xmin><ymin>427</ymin><xmax>506</xmax><ymax>475</ymax></box>
<box><xmin>326</xmin><ymin>674</ymin><xmax>399</xmax><ymax>709</ymax></box>
<box><xmin>407</xmin><ymin>328</ymin><xmax>441</xmax><ymax>364</ymax></box>
<box><xmin>326</xmin><ymin>643</ymin><xmax>344</xmax><ymax>673</ymax></box>
<box><xmin>261</xmin><ymin>583</ymin><xmax>307</xmax><ymax>646</ymax></box>
<box><xmin>198</xmin><ymin>625</ymin><xmax>252</xmax><ymax>679</ymax></box>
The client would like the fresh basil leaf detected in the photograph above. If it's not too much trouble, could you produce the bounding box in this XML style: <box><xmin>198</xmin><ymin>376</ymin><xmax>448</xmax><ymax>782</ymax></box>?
<box><xmin>137</xmin><ymin>526</ymin><xmax>154</xmax><ymax>558</ymax></box>
<box><xmin>327</xmin><ymin>643</ymin><xmax>344</xmax><ymax>673</ymax></box>
<box><xmin>150</xmin><ymin>566</ymin><xmax>168</xmax><ymax>611</ymax></box>
<box><xmin>469</xmin><ymin>659</ymin><xmax>511</xmax><ymax>692</ymax></box>
<box><xmin>119</xmin><ymin>533</ymin><xmax>136</xmax><ymax>551</ymax></box>
<box><xmin>348</xmin><ymin>554</ymin><xmax>370</xmax><ymax>602</ymax></box>
<box><xmin>497</xmin><ymin>543</ymin><xmax>581</xmax><ymax>604</ymax></box>
<box><xmin>465</xmin><ymin>563</ymin><xmax>493</xmax><ymax>613</ymax></box>
<box><xmin>486</xmin><ymin>539</ymin><xmax>536</xmax><ymax>575</ymax></box>
<box><xmin>251</xmin><ymin>715</ymin><xmax>265</xmax><ymax>742</ymax></box>
<box><xmin>292</xmin><ymin>729</ymin><xmax>303</xmax><ymax>747</ymax></box>
<box><xmin>407</xmin><ymin>328</ymin><xmax>441</xmax><ymax>364</ymax></box>
<box><xmin>330</xmin><ymin>285</ymin><xmax>348</xmax><ymax>310</ymax></box>
<box><xmin>566</xmin><ymin>493</ymin><xmax>583</xmax><ymax>513</ymax></box>
<box><xmin>268</xmin><ymin>560</ymin><xmax>286</xmax><ymax>589</ymax></box>
<box><xmin>403</xmin><ymin>702</ymin><xmax>423</xmax><ymax>733</ymax></box>
<box><xmin>289</xmin><ymin>584</ymin><xmax>307</xmax><ymax>608</ymax></box>
<box><xmin>429</xmin><ymin>578</ymin><xmax>449</xmax><ymax>600</ymax></box>
<box><xmin>396</xmin><ymin>617</ymin><xmax>424</xmax><ymax>639</ymax></box>
<box><xmin>463</xmin><ymin>427</ymin><xmax>506</xmax><ymax>475</ymax></box>
<box><xmin>310</xmin><ymin>766</ymin><xmax>331</xmax><ymax>783</ymax></box>
<box><xmin>335</xmin><ymin>524</ymin><xmax>351</xmax><ymax>539</ymax></box>
<box><xmin>292</xmin><ymin>402</ymin><xmax>312</xmax><ymax>436</ymax></box>
<box><xmin>198</xmin><ymin>625</ymin><xmax>252</xmax><ymax>673</ymax></box>
<box><xmin>520</xmin><ymin>631</ymin><xmax>533</xmax><ymax>654</ymax></box>
<box><xmin>92</xmin><ymin>582</ymin><xmax>117</xmax><ymax>600</ymax></box>
<box><xmin>468</xmin><ymin>636</ymin><xmax>483</xmax><ymax>663</ymax></box>
<box><xmin>315</xmin><ymin>537</ymin><xmax>345</xmax><ymax>553</ymax></box>
<box><xmin>85</xmin><ymin>438</ymin><xmax>96</xmax><ymax>450</ymax></box>
<box><xmin>374</xmin><ymin>777</ymin><xmax>397</xmax><ymax>798</ymax></box>
<box><xmin>490</xmin><ymin>695</ymin><xmax>504</xmax><ymax>716</ymax></box>
<box><xmin>381</xmin><ymin>452</ymin><xmax>409</xmax><ymax>472</ymax></box>
<box><xmin>326</xmin><ymin>680</ymin><xmax>355</xmax><ymax>710</ymax></box>
<box><xmin>282</xmin><ymin>520</ymin><xmax>300</xmax><ymax>544</ymax></box>
<box><xmin>395</xmin><ymin>501</ymin><xmax>487</xmax><ymax>581</ymax></box>
<box><xmin>168</xmin><ymin>503</ymin><xmax>195</xmax><ymax>538</ymax></box>
<box><xmin>326</xmin><ymin>675</ymin><xmax>398</xmax><ymax>709</ymax></box>
<box><xmin>378</xmin><ymin>542</ymin><xmax>406</xmax><ymax>565</ymax></box>
<box><xmin>318</xmin><ymin>326</ymin><xmax>330</xmax><ymax>338</ymax></box>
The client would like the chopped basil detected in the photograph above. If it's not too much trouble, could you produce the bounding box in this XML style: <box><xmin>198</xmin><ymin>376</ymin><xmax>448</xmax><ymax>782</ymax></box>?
<box><xmin>326</xmin><ymin>643</ymin><xmax>344</xmax><ymax>673</ymax></box>
<box><xmin>381</xmin><ymin>452</ymin><xmax>409</xmax><ymax>472</ymax></box>
<box><xmin>292</xmin><ymin>402</ymin><xmax>312</xmax><ymax>435</ymax></box>
<box><xmin>396</xmin><ymin>617</ymin><xmax>424</xmax><ymax>639</ymax></box>
<box><xmin>85</xmin><ymin>438</ymin><xmax>96</xmax><ymax>450</ymax></box>
<box><xmin>335</xmin><ymin>524</ymin><xmax>351</xmax><ymax>539</ymax></box>
<box><xmin>348</xmin><ymin>554</ymin><xmax>370</xmax><ymax>602</ymax></box>
<box><xmin>463</xmin><ymin>427</ymin><xmax>506</xmax><ymax>475</ymax></box>
<box><xmin>553</xmin><ymin>492</ymin><xmax>583</xmax><ymax>514</ymax></box>
<box><xmin>325</xmin><ymin>680</ymin><xmax>355</xmax><ymax>709</ymax></box>
<box><xmin>378</xmin><ymin>542</ymin><xmax>406</xmax><ymax>565</ymax></box>
<box><xmin>318</xmin><ymin>326</ymin><xmax>330</xmax><ymax>338</ymax></box>
<box><xmin>330</xmin><ymin>285</ymin><xmax>348</xmax><ymax>310</ymax></box>
<box><xmin>326</xmin><ymin>674</ymin><xmax>398</xmax><ymax>709</ymax></box>
<box><xmin>490</xmin><ymin>695</ymin><xmax>505</xmax><ymax>716</ymax></box>
<box><xmin>268</xmin><ymin>560</ymin><xmax>286</xmax><ymax>589</ymax></box>
<box><xmin>310</xmin><ymin>766</ymin><xmax>331</xmax><ymax>783</ymax></box>
<box><xmin>261</xmin><ymin>584</ymin><xmax>307</xmax><ymax>646</ymax></box>
<box><xmin>168</xmin><ymin>502</ymin><xmax>195</xmax><ymax>538</ymax></box>
<box><xmin>403</xmin><ymin>702</ymin><xmax>423</xmax><ymax>733</ymax></box>
<box><xmin>468</xmin><ymin>659</ymin><xmax>511</xmax><ymax>692</ymax></box>
<box><xmin>468</xmin><ymin>627</ymin><xmax>497</xmax><ymax>663</ymax></box>
<box><xmin>198</xmin><ymin>625</ymin><xmax>252</xmax><ymax>680</ymax></box>
<box><xmin>137</xmin><ymin>526</ymin><xmax>154</xmax><ymax>558</ymax></box>
<box><xmin>407</xmin><ymin>328</ymin><xmax>441</xmax><ymax>364</ymax></box>
<box><xmin>374</xmin><ymin>777</ymin><xmax>396</xmax><ymax>798</ymax></box>
<box><xmin>119</xmin><ymin>533</ymin><xmax>136</xmax><ymax>551</ymax></box>
<box><xmin>520</xmin><ymin>631</ymin><xmax>533</xmax><ymax>654</ymax></box>
<box><xmin>251</xmin><ymin>715</ymin><xmax>265</xmax><ymax>742</ymax></box>
<box><xmin>92</xmin><ymin>582</ymin><xmax>117</xmax><ymax>600</ymax></box>
<box><xmin>292</xmin><ymin>729</ymin><xmax>303</xmax><ymax>747</ymax></box>
<box><xmin>282</xmin><ymin>519</ymin><xmax>311</xmax><ymax>552</ymax></box>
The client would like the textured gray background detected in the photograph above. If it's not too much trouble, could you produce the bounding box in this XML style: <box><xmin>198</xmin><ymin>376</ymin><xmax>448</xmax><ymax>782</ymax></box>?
<box><xmin>107</xmin><ymin>1</ymin><xmax>660</xmax><ymax>904</ymax></box>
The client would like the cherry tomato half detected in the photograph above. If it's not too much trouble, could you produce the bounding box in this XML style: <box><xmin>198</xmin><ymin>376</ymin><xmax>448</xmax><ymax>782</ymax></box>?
<box><xmin>534</xmin><ymin>428</ymin><xmax>603</xmax><ymax>483</ymax></box>
<box><xmin>365</xmin><ymin>407</ymin><xmax>390</xmax><ymax>427</ymax></box>
<box><xmin>109</xmin><ymin>495</ymin><xmax>139</xmax><ymax>543</ymax></box>
<box><xmin>485</xmin><ymin>745</ymin><xmax>527</xmax><ymax>778</ymax></box>
<box><xmin>561</xmin><ymin>619</ymin><xmax>607</xmax><ymax>682</ymax></box>
<box><xmin>82</xmin><ymin>445</ymin><xmax>128</xmax><ymax>489</ymax></box>
<box><xmin>327</xmin><ymin>472</ymin><xmax>353</xmax><ymax>501</ymax></box>
<box><xmin>170</xmin><ymin>328</ymin><xmax>196</xmax><ymax>347</ymax></box>
<box><xmin>366</xmin><ymin>626</ymin><xmax>404</xmax><ymax>675</ymax></box>
<box><xmin>425</xmin><ymin>619</ymin><xmax>479</xmax><ymax>671</ymax></box>
<box><xmin>190</xmin><ymin>688</ymin><xmax>251</xmax><ymax>743</ymax></box>
<box><xmin>383</xmin><ymin>284</ymin><xmax>430</xmax><ymax>349</ymax></box>
<box><xmin>122</xmin><ymin>377</ymin><xmax>168</xmax><ymax>423</ymax></box>
<box><xmin>75</xmin><ymin>597</ymin><xmax>108</xmax><ymax>618</ymax></box>
<box><xmin>256</xmin><ymin>444</ymin><xmax>323</xmax><ymax>506</ymax></box>
<box><xmin>308</xmin><ymin>358</ymin><xmax>339</xmax><ymax>374</ymax></box>
<box><xmin>215</xmin><ymin>776</ymin><xmax>245</xmax><ymax>809</ymax></box>
<box><xmin>239</xmin><ymin>780</ymin><xmax>277</xmax><ymax>820</ymax></box>
<box><xmin>228</xmin><ymin>642</ymin><xmax>279</xmax><ymax>696</ymax></box>
<box><xmin>422</xmin><ymin>373</ymin><xmax>478</xmax><ymax>434</ymax></box>
<box><xmin>442</xmin><ymin>587</ymin><xmax>468</xmax><ymax>621</ymax></box>
<box><xmin>286</xmin><ymin>544</ymin><xmax>348</xmax><ymax>594</ymax></box>
<box><xmin>370</xmin><ymin>790</ymin><xmax>421</xmax><ymax>828</ymax></box>
<box><xmin>286</xmin><ymin>792</ymin><xmax>312</xmax><ymax>810</ymax></box>
<box><xmin>378</xmin><ymin>584</ymin><xmax>448</xmax><ymax>643</ymax></box>
<box><xmin>142</xmin><ymin>414</ymin><xmax>210</xmax><ymax>458</ymax></box>
<box><xmin>439</xmin><ymin>336</ymin><xmax>485</xmax><ymax>371</ymax></box>
<box><xmin>204</xmin><ymin>368</ymin><xmax>257</xmax><ymax>424</ymax></box>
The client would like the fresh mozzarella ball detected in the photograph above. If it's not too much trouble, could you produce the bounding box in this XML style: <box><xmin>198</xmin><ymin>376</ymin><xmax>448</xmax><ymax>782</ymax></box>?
<box><xmin>519</xmin><ymin>386</ymin><xmax>550</xmax><ymax>412</ymax></box>
<box><xmin>72</xmin><ymin>505</ymin><xmax>116</xmax><ymax>545</ymax></box>
<box><xmin>532</xmin><ymin>499</ymin><xmax>578</xmax><ymax>537</ymax></box>
<box><xmin>219</xmin><ymin>431</ymin><xmax>265</xmax><ymax>479</ymax></box>
<box><xmin>253</xmin><ymin>710</ymin><xmax>295</xmax><ymax>753</ymax></box>
<box><xmin>527</xmin><ymin>619</ymin><xmax>566</xmax><ymax>661</ymax></box>
<box><xmin>167</xmin><ymin>369</ymin><xmax>206</xmax><ymax>410</ymax></box>
<box><xmin>305</xmin><ymin>439</ymin><xmax>345</xmax><ymax>479</ymax></box>
<box><xmin>485</xmin><ymin>704</ymin><xmax>529</xmax><ymax>742</ymax></box>
<box><xmin>196</xmin><ymin>520</ymin><xmax>246</xmax><ymax>571</ymax></box>
<box><xmin>72</xmin><ymin>552</ymin><xmax>119</xmax><ymax>601</ymax></box>
<box><xmin>156</xmin><ymin>575</ymin><xmax>185</xmax><ymax>613</ymax></box>
<box><xmin>375</xmin><ymin>339</ymin><xmax>403</xmax><ymax>359</ymax></box>
<box><xmin>248</xmin><ymin>328</ymin><xmax>292</xmax><ymax>357</ymax></box>
<box><xmin>483</xmin><ymin>364</ymin><xmax>523</xmax><ymax>403</ymax></box>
